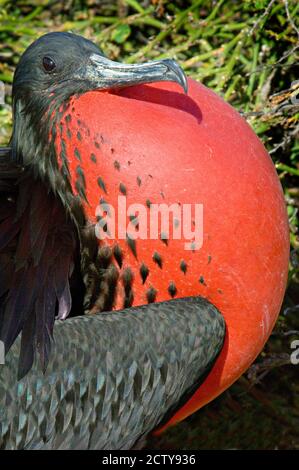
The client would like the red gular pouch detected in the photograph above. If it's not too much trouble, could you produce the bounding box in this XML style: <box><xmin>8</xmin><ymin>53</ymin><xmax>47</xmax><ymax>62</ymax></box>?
<box><xmin>57</xmin><ymin>77</ymin><xmax>289</xmax><ymax>430</ymax></box>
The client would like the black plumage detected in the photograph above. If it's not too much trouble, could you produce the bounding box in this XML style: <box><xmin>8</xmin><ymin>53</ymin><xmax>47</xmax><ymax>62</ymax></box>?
<box><xmin>0</xmin><ymin>151</ymin><xmax>79</xmax><ymax>378</ymax></box>
<box><xmin>0</xmin><ymin>297</ymin><xmax>225</xmax><ymax>450</ymax></box>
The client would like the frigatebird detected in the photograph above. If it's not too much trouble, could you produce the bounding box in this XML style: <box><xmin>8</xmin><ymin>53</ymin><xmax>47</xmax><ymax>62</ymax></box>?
<box><xmin>0</xmin><ymin>32</ymin><xmax>190</xmax><ymax>376</ymax></box>
<box><xmin>0</xmin><ymin>32</ymin><xmax>288</xmax><ymax>449</ymax></box>
<box><xmin>0</xmin><ymin>32</ymin><xmax>225</xmax><ymax>449</ymax></box>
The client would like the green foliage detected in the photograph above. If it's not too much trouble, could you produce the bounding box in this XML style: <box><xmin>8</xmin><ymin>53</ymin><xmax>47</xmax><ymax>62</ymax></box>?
<box><xmin>0</xmin><ymin>0</ymin><xmax>298</xmax><ymax>449</ymax></box>
<box><xmin>111</xmin><ymin>23</ymin><xmax>131</xmax><ymax>43</ymax></box>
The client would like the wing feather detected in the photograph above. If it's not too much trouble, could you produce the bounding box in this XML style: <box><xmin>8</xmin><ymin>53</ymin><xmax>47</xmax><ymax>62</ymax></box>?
<box><xmin>0</xmin><ymin>155</ymin><xmax>78</xmax><ymax>378</ymax></box>
<box><xmin>0</xmin><ymin>297</ymin><xmax>225</xmax><ymax>449</ymax></box>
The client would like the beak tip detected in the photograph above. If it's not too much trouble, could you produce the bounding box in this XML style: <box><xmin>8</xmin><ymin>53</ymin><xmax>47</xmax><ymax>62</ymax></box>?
<box><xmin>166</xmin><ymin>59</ymin><xmax>188</xmax><ymax>95</ymax></box>
<box><xmin>183</xmin><ymin>79</ymin><xmax>188</xmax><ymax>95</ymax></box>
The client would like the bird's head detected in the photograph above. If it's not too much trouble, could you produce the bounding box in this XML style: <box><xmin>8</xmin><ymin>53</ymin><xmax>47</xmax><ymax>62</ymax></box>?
<box><xmin>11</xmin><ymin>31</ymin><xmax>187</xmax><ymax>191</ymax></box>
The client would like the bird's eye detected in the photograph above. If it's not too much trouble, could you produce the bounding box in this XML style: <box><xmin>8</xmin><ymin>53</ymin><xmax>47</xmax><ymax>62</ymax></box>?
<box><xmin>42</xmin><ymin>56</ymin><xmax>56</xmax><ymax>72</ymax></box>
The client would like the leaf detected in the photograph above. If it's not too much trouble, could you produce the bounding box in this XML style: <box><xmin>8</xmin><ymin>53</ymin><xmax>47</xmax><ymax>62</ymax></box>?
<box><xmin>111</xmin><ymin>24</ymin><xmax>131</xmax><ymax>44</ymax></box>
<box><xmin>254</xmin><ymin>0</ymin><xmax>268</xmax><ymax>10</ymax></box>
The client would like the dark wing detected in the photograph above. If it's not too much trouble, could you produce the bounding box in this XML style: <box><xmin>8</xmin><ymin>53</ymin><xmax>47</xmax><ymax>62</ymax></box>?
<box><xmin>0</xmin><ymin>152</ymin><xmax>78</xmax><ymax>378</ymax></box>
<box><xmin>0</xmin><ymin>296</ymin><xmax>225</xmax><ymax>450</ymax></box>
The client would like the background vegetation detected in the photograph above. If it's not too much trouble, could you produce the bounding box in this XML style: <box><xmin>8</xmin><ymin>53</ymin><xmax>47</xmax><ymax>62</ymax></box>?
<box><xmin>0</xmin><ymin>0</ymin><xmax>298</xmax><ymax>449</ymax></box>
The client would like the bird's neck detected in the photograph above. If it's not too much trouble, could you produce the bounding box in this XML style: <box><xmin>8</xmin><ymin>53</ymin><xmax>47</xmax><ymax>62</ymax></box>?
<box><xmin>11</xmin><ymin>95</ymin><xmax>76</xmax><ymax>210</ymax></box>
<box><xmin>10</xmin><ymin>95</ymin><xmax>105</xmax><ymax>313</ymax></box>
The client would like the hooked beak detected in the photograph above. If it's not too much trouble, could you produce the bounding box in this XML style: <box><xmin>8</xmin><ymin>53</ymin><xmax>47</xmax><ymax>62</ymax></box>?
<box><xmin>84</xmin><ymin>53</ymin><xmax>188</xmax><ymax>94</ymax></box>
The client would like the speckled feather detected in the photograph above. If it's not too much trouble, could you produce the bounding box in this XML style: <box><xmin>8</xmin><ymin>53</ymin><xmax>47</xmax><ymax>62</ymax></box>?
<box><xmin>0</xmin><ymin>296</ymin><xmax>225</xmax><ymax>450</ymax></box>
